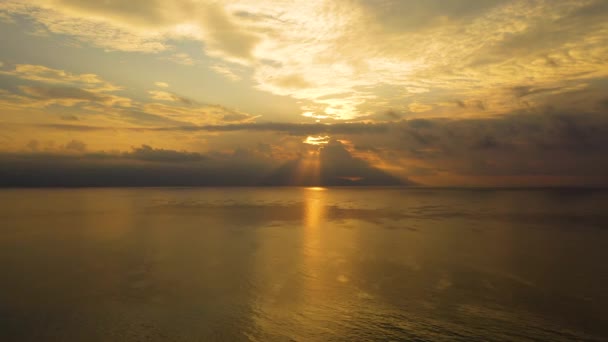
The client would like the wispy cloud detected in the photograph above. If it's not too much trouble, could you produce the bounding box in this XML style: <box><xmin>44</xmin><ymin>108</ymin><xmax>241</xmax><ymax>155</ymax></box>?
<box><xmin>0</xmin><ymin>63</ymin><xmax>257</xmax><ymax>126</ymax></box>
<box><xmin>210</xmin><ymin>64</ymin><xmax>241</xmax><ymax>81</ymax></box>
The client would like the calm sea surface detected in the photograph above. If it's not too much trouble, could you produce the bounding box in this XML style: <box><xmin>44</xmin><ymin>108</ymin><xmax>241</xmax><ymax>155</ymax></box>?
<box><xmin>0</xmin><ymin>187</ymin><xmax>607</xmax><ymax>341</ymax></box>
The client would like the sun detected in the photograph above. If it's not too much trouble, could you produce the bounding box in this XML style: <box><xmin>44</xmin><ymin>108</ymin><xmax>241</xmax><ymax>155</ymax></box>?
<box><xmin>303</xmin><ymin>136</ymin><xmax>330</xmax><ymax>146</ymax></box>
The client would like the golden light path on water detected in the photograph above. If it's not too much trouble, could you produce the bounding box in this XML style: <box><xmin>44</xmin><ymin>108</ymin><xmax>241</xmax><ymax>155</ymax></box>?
<box><xmin>304</xmin><ymin>186</ymin><xmax>325</xmax><ymax>295</ymax></box>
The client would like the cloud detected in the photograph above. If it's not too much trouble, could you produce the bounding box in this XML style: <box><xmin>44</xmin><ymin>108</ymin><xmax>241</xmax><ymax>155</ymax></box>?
<box><xmin>28</xmin><ymin>121</ymin><xmax>391</xmax><ymax>136</ymax></box>
<box><xmin>210</xmin><ymin>64</ymin><xmax>241</xmax><ymax>81</ymax></box>
<box><xmin>0</xmin><ymin>63</ymin><xmax>132</xmax><ymax>109</ymax></box>
<box><xmin>0</xmin><ymin>152</ymin><xmax>267</xmax><ymax>187</ymax></box>
<box><xmin>44</xmin><ymin>0</ymin><xmax>176</xmax><ymax>27</ymax></box>
<box><xmin>64</xmin><ymin>139</ymin><xmax>86</xmax><ymax>152</ymax></box>
<box><xmin>5</xmin><ymin>106</ymin><xmax>608</xmax><ymax>186</ymax></box>
<box><xmin>166</xmin><ymin>52</ymin><xmax>195</xmax><ymax>66</ymax></box>
<box><xmin>21</xmin><ymin>86</ymin><xmax>106</xmax><ymax>102</ymax></box>
<box><xmin>25</xmin><ymin>107</ymin><xmax>608</xmax><ymax>154</ymax></box>
<box><xmin>1</xmin><ymin>64</ymin><xmax>117</xmax><ymax>89</ymax></box>
<box><xmin>318</xmin><ymin>140</ymin><xmax>410</xmax><ymax>185</ymax></box>
<box><xmin>198</xmin><ymin>3</ymin><xmax>260</xmax><ymax>61</ymax></box>
<box><xmin>406</xmin><ymin>87</ymin><xmax>430</xmax><ymax>94</ymax></box>
<box><xmin>346</xmin><ymin>111</ymin><xmax>608</xmax><ymax>185</ymax></box>
<box><xmin>0</xmin><ymin>139</ymin><xmax>410</xmax><ymax>186</ymax></box>
<box><xmin>33</xmin><ymin>123</ymin><xmax>110</xmax><ymax>132</ymax></box>
<box><xmin>139</xmin><ymin>102</ymin><xmax>257</xmax><ymax>125</ymax></box>
<box><xmin>126</xmin><ymin>144</ymin><xmax>206</xmax><ymax>162</ymax></box>
<box><xmin>221</xmin><ymin>111</ymin><xmax>256</xmax><ymax>122</ymax></box>
<box><xmin>1</xmin><ymin>0</ymin><xmax>261</xmax><ymax>61</ymax></box>
<box><xmin>60</xmin><ymin>114</ymin><xmax>79</xmax><ymax>121</ymax></box>
<box><xmin>271</xmin><ymin>74</ymin><xmax>311</xmax><ymax>90</ymax></box>
<box><xmin>148</xmin><ymin>90</ymin><xmax>193</xmax><ymax>105</ymax></box>
<box><xmin>7</xmin><ymin>64</ymin><xmax>94</xmax><ymax>83</ymax></box>
<box><xmin>263</xmin><ymin>140</ymin><xmax>409</xmax><ymax>186</ymax></box>
<box><xmin>14</xmin><ymin>85</ymin><xmax>131</xmax><ymax>108</ymax></box>
<box><xmin>3</xmin><ymin>0</ymin><xmax>607</xmax><ymax>120</ymax></box>
<box><xmin>0</xmin><ymin>12</ymin><xmax>14</xmax><ymax>23</ymax></box>
<box><xmin>34</xmin><ymin>108</ymin><xmax>608</xmax><ymax>155</ymax></box>
<box><xmin>408</xmin><ymin>103</ymin><xmax>433</xmax><ymax>113</ymax></box>
<box><xmin>0</xmin><ymin>1</ymin><xmax>172</xmax><ymax>52</ymax></box>
<box><xmin>150</xmin><ymin>122</ymin><xmax>391</xmax><ymax>135</ymax></box>
<box><xmin>356</xmin><ymin>0</ymin><xmax>509</xmax><ymax>32</ymax></box>
<box><xmin>154</xmin><ymin>81</ymin><xmax>169</xmax><ymax>88</ymax></box>
<box><xmin>0</xmin><ymin>63</ymin><xmax>254</xmax><ymax>125</ymax></box>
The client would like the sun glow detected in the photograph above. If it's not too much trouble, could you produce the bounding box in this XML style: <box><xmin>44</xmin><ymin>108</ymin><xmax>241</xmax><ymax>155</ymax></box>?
<box><xmin>304</xmin><ymin>136</ymin><xmax>330</xmax><ymax>145</ymax></box>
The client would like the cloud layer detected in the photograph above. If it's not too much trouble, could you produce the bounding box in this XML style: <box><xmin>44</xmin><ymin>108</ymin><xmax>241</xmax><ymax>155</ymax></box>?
<box><xmin>0</xmin><ymin>140</ymin><xmax>408</xmax><ymax>186</ymax></box>
<box><xmin>2</xmin><ymin>107</ymin><xmax>606</xmax><ymax>186</ymax></box>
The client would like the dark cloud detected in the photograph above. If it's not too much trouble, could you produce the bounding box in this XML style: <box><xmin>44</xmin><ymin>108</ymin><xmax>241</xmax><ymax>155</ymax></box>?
<box><xmin>319</xmin><ymin>140</ymin><xmax>411</xmax><ymax>186</ymax></box>
<box><xmin>0</xmin><ymin>141</ymin><xmax>409</xmax><ymax>187</ymax></box>
<box><xmin>389</xmin><ymin>112</ymin><xmax>608</xmax><ymax>155</ymax></box>
<box><xmin>406</xmin><ymin>118</ymin><xmax>435</xmax><ymax>129</ymax></box>
<box><xmin>15</xmin><ymin>108</ymin><xmax>608</xmax><ymax>185</ymax></box>
<box><xmin>384</xmin><ymin>110</ymin><xmax>402</xmax><ymax>120</ymax></box>
<box><xmin>455</xmin><ymin>100</ymin><xmax>485</xmax><ymax>110</ymax></box>
<box><xmin>512</xmin><ymin>86</ymin><xmax>563</xmax><ymax>98</ymax></box>
<box><xmin>64</xmin><ymin>139</ymin><xmax>86</xmax><ymax>152</ymax></box>
<box><xmin>365</xmin><ymin>112</ymin><xmax>608</xmax><ymax>182</ymax></box>
<box><xmin>0</xmin><ymin>152</ymin><xmax>268</xmax><ymax>187</ymax></box>
<box><xmin>126</xmin><ymin>145</ymin><xmax>206</xmax><ymax>162</ymax></box>
<box><xmin>263</xmin><ymin>140</ymin><xmax>411</xmax><ymax>186</ymax></box>
<box><xmin>60</xmin><ymin>114</ymin><xmax>79</xmax><ymax>121</ymax></box>
<box><xmin>472</xmin><ymin>135</ymin><xmax>500</xmax><ymax>150</ymax></box>
<box><xmin>26</xmin><ymin>140</ymin><xmax>39</xmax><ymax>152</ymax></box>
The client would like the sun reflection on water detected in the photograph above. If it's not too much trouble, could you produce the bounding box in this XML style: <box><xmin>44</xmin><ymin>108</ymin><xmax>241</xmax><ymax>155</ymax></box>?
<box><xmin>302</xmin><ymin>186</ymin><xmax>326</xmax><ymax>304</ymax></box>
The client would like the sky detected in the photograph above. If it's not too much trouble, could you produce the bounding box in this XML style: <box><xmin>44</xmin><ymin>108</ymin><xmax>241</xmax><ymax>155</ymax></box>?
<box><xmin>0</xmin><ymin>0</ymin><xmax>607</xmax><ymax>186</ymax></box>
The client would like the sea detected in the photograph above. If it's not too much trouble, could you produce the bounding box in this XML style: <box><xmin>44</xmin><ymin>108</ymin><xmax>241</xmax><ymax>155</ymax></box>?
<box><xmin>0</xmin><ymin>187</ymin><xmax>607</xmax><ymax>341</ymax></box>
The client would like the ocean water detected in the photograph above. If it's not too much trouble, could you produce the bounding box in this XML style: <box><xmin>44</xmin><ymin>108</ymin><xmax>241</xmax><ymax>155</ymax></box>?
<box><xmin>0</xmin><ymin>187</ymin><xmax>607</xmax><ymax>341</ymax></box>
